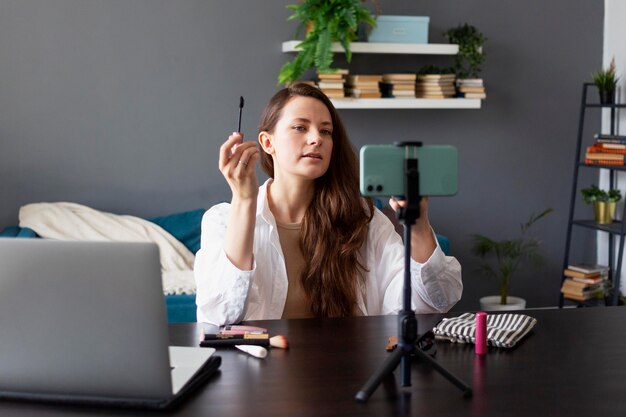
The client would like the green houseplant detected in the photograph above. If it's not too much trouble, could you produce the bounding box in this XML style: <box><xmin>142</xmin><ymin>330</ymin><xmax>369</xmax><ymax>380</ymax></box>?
<box><xmin>472</xmin><ymin>208</ymin><xmax>553</xmax><ymax>308</ymax></box>
<box><xmin>278</xmin><ymin>0</ymin><xmax>377</xmax><ymax>85</ymax></box>
<box><xmin>443</xmin><ymin>23</ymin><xmax>486</xmax><ymax>79</ymax></box>
<box><xmin>592</xmin><ymin>57</ymin><xmax>619</xmax><ymax>104</ymax></box>
<box><xmin>581</xmin><ymin>184</ymin><xmax>621</xmax><ymax>224</ymax></box>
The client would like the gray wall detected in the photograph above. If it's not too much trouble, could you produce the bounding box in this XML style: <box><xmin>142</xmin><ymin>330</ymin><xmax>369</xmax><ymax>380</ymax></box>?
<box><xmin>0</xmin><ymin>0</ymin><xmax>603</xmax><ymax>310</ymax></box>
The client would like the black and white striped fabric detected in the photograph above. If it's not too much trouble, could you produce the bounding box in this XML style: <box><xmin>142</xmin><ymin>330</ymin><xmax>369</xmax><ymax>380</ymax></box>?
<box><xmin>432</xmin><ymin>312</ymin><xmax>537</xmax><ymax>348</ymax></box>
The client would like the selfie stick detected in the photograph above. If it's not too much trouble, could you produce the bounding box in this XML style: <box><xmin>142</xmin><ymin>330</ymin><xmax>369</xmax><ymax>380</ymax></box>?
<box><xmin>355</xmin><ymin>141</ymin><xmax>472</xmax><ymax>403</ymax></box>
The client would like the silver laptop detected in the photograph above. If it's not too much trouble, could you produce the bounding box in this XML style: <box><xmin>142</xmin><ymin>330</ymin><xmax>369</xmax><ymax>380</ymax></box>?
<box><xmin>0</xmin><ymin>238</ymin><xmax>220</xmax><ymax>409</ymax></box>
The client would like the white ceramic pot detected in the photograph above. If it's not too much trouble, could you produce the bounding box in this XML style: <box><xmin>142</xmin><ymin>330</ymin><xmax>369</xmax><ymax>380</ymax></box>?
<box><xmin>479</xmin><ymin>295</ymin><xmax>526</xmax><ymax>311</ymax></box>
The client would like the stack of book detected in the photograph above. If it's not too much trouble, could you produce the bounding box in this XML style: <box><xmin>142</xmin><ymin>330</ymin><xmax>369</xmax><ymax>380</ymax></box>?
<box><xmin>415</xmin><ymin>74</ymin><xmax>456</xmax><ymax>98</ymax></box>
<box><xmin>345</xmin><ymin>74</ymin><xmax>382</xmax><ymax>98</ymax></box>
<box><xmin>585</xmin><ymin>134</ymin><xmax>626</xmax><ymax>166</ymax></box>
<box><xmin>456</xmin><ymin>78</ymin><xmax>487</xmax><ymax>99</ymax></box>
<box><xmin>316</xmin><ymin>69</ymin><xmax>348</xmax><ymax>98</ymax></box>
<box><xmin>379</xmin><ymin>73</ymin><xmax>416</xmax><ymax>99</ymax></box>
<box><xmin>561</xmin><ymin>264</ymin><xmax>610</xmax><ymax>302</ymax></box>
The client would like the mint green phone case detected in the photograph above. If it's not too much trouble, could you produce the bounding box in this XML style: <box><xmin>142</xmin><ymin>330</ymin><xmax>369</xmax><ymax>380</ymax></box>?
<box><xmin>359</xmin><ymin>145</ymin><xmax>458</xmax><ymax>197</ymax></box>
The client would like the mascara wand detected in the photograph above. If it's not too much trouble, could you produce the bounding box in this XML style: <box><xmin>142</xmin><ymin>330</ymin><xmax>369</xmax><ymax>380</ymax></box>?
<box><xmin>237</xmin><ymin>96</ymin><xmax>245</xmax><ymax>133</ymax></box>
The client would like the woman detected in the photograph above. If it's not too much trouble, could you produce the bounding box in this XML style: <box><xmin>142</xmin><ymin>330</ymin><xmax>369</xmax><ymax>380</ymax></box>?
<box><xmin>194</xmin><ymin>83</ymin><xmax>461</xmax><ymax>325</ymax></box>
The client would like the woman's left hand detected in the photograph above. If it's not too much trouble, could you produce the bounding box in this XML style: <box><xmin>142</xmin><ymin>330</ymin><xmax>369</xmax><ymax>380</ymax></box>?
<box><xmin>389</xmin><ymin>196</ymin><xmax>436</xmax><ymax>263</ymax></box>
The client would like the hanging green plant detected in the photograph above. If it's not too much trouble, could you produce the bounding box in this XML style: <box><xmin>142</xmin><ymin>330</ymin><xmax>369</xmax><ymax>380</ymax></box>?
<box><xmin>278</xmin><ymin>0</ymin><xmax>378</xmax><ymax>85</ymax></box>
<box><xmin>443</xmin><ymin>23</ymin><xmax>486</xmax><ymax>79</ymax></box>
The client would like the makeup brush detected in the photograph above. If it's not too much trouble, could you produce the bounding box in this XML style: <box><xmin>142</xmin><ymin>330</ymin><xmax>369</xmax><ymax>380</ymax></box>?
<box><xmin>237</xmin><ymin>96</ymin><xmax>244</xmax><ymax>133</ymax></box>
<box><xmin>200</xmin><ymin>334</ymin><xmax>289</xmax><ymax>349</ymax></box>
<box><xmin>236</xmin><ymin>345</ymin><xmax>267</xmax><ymax>359</ymax></box>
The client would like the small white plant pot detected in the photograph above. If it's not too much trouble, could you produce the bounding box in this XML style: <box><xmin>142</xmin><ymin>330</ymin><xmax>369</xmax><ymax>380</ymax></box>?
<box><xmin>479</xmin><ymin>295</ymin><xmax>526</xmax><ymax>311</ymax></box>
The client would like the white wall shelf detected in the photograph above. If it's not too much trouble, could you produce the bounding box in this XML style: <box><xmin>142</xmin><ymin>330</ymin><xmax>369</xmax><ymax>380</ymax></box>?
<box><xmin>282</xmin><ymin>40</ymin><xmax>459</xmax><ymax>55</ymax></box>
<box><xmin>330</xmin><ymin>98</ymin><xmax>481</xmax><ymax>109</ymax></box>
<box><xmin>282</xmin><ymin>40</ymin><xmax>483</xmax><ymax>110</ymax></box>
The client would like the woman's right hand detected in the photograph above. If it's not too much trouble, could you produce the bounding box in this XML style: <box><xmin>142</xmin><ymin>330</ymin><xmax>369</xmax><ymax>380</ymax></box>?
<box><xmin>219</xmin><ymin>132</ymin><xmax>260</xmax><ymax>201</ymax></box>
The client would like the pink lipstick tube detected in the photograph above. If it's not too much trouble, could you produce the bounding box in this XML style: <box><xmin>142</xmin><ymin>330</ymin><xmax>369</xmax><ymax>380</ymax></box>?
<box><xmin>475</xmin><ymin>311</ymin><xmax>487</xmax><ymax>355</ymax></box>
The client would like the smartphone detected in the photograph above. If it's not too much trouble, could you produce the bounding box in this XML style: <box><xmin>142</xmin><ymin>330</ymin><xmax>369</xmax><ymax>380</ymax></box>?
<box><xmin>359</xmin><ymin>144</ymin><xmax>458</xmax><ymax>197</ymax></box>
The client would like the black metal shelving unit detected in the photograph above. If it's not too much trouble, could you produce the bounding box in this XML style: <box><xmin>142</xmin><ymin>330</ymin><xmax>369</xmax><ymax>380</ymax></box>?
<box><xmin>560</xmin><ymin>83</ymin><xmax>626</xmax><ymax>308</ymax></box>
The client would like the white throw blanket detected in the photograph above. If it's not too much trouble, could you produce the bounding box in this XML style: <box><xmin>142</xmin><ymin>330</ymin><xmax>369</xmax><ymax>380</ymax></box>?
<box><xmin>19</xmin><ymin>202</ymin><xmax>196</xmax><ymax>295</ymax></box>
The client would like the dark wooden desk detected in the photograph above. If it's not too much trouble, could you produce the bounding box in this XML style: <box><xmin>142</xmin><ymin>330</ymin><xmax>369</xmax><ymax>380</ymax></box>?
<box><xmin>2</xmin><ymin>307</ymin><xmax>626</xmax><ymax>416</ymax></box>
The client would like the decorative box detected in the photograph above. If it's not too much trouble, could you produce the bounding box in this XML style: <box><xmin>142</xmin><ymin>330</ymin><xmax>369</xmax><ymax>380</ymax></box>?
<box><xmin>367</xmin><ymin>15</ymin><xmax>429</xmax><ymax>44</ymax></box>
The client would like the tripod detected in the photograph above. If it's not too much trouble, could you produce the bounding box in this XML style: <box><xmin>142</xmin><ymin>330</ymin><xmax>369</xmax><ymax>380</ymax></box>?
<box><xmin>355</xmin><ymin>142</ymin><xmax>472</xmax><ymax>403</ymax></box>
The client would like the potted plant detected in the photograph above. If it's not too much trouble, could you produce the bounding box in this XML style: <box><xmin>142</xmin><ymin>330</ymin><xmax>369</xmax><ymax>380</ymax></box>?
<box><xmin>278</xmin><ymin>0</ymin><xmax>378</xmax><ymax>85</ymax></box>
<box><xmin>581</xmin><ymin>184</ymin><xmax>621</xmax><ymax>224</ymax></box>
<box><xmin>443</xmin><ymin>23</ymin><xmax>486</xmax><ymax>80</ymax></box>
<box><xmin>607</xmin><ymin>189</ymin><xmax>622</xmax><ymax>223</ymax></box>
<box><xmin>472</xmin><ymin>208</ymin><xmax>553</xmax><ymax>310</ymax></box>
<box><xmin>592</xmin><ymin>57</ymin><xmax>619</xmax><ymax>105</ymax></box>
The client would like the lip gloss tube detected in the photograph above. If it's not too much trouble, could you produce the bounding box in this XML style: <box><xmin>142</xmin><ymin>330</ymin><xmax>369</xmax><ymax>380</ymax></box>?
<box><xmin>475</xmin><ymin>311</ymin><xmax>487</xmax><ymax>355</ymax></box>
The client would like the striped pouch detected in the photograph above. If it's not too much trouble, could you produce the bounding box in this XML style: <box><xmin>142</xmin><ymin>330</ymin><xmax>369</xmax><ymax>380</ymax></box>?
<box><xmin>432</xmin><ymin>312</ymin><xmax>537</xmax><ymax>348</ymax></box>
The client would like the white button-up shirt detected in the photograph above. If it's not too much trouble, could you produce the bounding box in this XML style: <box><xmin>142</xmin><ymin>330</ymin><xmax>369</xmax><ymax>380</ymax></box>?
<box><xmin>194</xmin><ymin>180</ymin><xmax>462</xmax><ymax>325</ymax></box>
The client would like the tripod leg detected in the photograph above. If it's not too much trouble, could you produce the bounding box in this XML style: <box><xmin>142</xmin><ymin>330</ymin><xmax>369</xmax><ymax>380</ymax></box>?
<box><xmin>355</xmin><ymin>346</ymin><xmax>404</xmax><ymax>403</ymax></box>
<box><xmin>413</xmin><ymin>348</ymin><xmax>473</xmax><ymax>397</ymax></box>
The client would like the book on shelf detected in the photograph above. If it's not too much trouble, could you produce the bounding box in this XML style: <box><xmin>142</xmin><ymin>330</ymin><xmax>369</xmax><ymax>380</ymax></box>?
<box><xmin>458</xmin><ymin>86</ymin><xmax>486</xmax><ymax>93</ymax></box>
<box><xmin>587</xmin><ymin>144</ymin><xmax>626</xmax><ymax>155</ymax></box>
<box><xmin>459</xmin><ymin>92</ymin><xmax>487</xmax><ymax>99</ymax></box>
<box><xmin>345</xmin><ymin>89</ymin><xmax>382</xmax><ymax>98</ymax></box>
<box><xmin>317</xmin><ymin>69</ymin><xmax>349</xmax><ymax>79</ymax></box>
<box><xmin>415</xmin><ymin>75</ymin><xmax>456</xmax><ymax>98</ymax></box>
<box><xmin>382</xmin><ymin>73</ymin><xmax>417</xmax><ymax>82</ymax></box>
<box><xmin>416</xmin><ymin>93</ymin><xmax>456</xmax><ymax>99</ymax></box>
<box><xmin>562</xmin><ymin>291</ymin><xmax>599</xmax><ymax>302</ymax></box>
<box><xmin>320</xmin><ymin>89</ymin><xmax>346</xmax><ymax>98</ymax></box>
<box><xmin>585</xmin><ymin>152</ymin><xmax>624</xmax><ymax>161</ymax></box>
<box><xmin>345</xmin><ymin>74</ymin><xmax>383</xmax><ymax>83</ymax></box>
<box><xmin>596</xmin><ymin>143</ymin><xmax>626</xmax><ymax>150</ymax></box>
<box><xmin>345</xmin><ymin>81</ymin><xmax>380</xmax><ymax>89</ymax></box>
<box><xmin>455</xmin><ymin>77</ymin><xmax>483</xmax><ymax>84</ymax></box>
<box><xmin>571</xmin><ymin>275</ymin><xmax>605</xmax><ymax>285</ymax></box>
<box><xmin>389</xmin><ymin>90</ymin><xmax>416</xmax><ymax>97</ymax></box>
<box><xmin>567</xmin><ymin>263</ymin><xmax>610</xmax><ymax>274</ymax></box>
<box><xmin>383</xmin><ymin>83</ymin><xmax>417</xmax><ymax>91</ymax></box>
<box><xmin>561</xmin><ymin>279</ymin><xmax>607</xmax><ymax>297</ymax></box>
<box><xmin>584</xmin><ymin>158</ymin><xmax>625</xmax><ymax>166</ymax></box>
<box><xmin>594</xmin><ymin>133</ymin><xmax>626</xmax><ymax>141</ymax></box>
<box><xmin>563</xmin><ymin>268</ymin><xmax>603</xmax><ymax>279</ymax></box>
<box><xmin>317</xmin><ymin>80</ymin><xmax>345</xmax><ymax>89</ymax></box>
<box><xmin>418</xmin><ymin>74</ymin><xmax>456</xmax><ymax>82</ymax></box>
<box><xmin>417</xmin><ymin>80</ymin><xmax>456</xmax><ymax>87</ymax></box>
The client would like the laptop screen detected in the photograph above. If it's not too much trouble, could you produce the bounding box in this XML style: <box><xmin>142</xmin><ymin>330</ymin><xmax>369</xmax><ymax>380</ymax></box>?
<box><xmin>0</xmin><ymin>239</ymin><xmax>173</xmax><ymax>400</ymax></box>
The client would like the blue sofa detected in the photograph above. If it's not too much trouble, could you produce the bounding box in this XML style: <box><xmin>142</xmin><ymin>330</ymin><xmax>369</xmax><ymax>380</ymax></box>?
<box><xmin>1</xmin><ymin>208</ymin><xmax>204</xmax><ymax>324</ymax></box>
<box><xmin>1</xmin><ymin>204</ymin><xmax>449</xmax><ymax>323</ymax></box>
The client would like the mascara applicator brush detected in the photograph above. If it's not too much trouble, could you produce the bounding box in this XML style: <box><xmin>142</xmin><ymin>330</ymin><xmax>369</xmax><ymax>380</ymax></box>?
<box><xmin>237</xmin><ymin>96</ymin><xmax>244</xmax><ymax>133</ymax></box>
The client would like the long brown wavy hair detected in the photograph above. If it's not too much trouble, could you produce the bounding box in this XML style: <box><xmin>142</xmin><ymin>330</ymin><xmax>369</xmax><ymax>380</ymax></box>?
<box><xmin>258</xmin><ymin>83</ymin><xmax>374</xmax><ymax>317</ymax></box>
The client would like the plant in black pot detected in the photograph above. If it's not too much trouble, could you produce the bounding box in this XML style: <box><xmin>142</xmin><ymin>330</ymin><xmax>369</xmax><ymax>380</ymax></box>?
<box><xmin>278</xmin><ymin>0</ymin><xmax>378</xmax><ymax>85</ymax></box>
<box><xmin>592</xmin><ymin>57</ymin><xmax>619</xmax><ymax>105</ymax></box>
<box><xmin>472</xmin><ymin>208</ymin><xmax>553</xmax><ymax>310</ymax></box>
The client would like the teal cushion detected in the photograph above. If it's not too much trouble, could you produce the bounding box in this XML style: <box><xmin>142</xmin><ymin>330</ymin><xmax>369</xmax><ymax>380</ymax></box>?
<box><xmin>0</xmin><ymin>226</ymin><xmax>38</xmax><ymax>238</ymax></box>
<box><xmin>147</xmin><ymin>208</ymin><xmax>205</xmax><ymax>254</ymax></box>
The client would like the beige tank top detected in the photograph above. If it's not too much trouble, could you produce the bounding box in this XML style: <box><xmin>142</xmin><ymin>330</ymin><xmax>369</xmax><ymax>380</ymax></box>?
<box><xmin>277</xmin><ymin>221</ymin><xmax>313</xmax><ymax>319</ymax></box>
